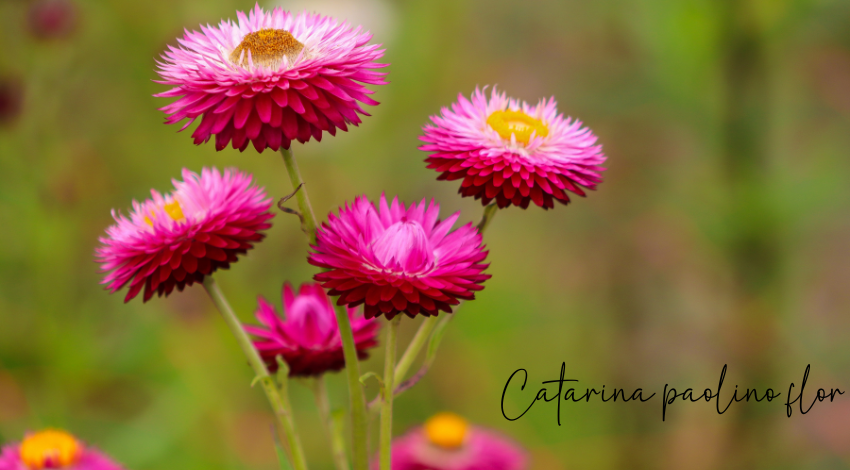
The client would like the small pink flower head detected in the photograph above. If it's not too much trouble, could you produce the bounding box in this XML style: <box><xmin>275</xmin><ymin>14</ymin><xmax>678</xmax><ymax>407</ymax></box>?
<box><xmin>95</xmin><ymin>167</ymin><xmax>273</xmax><ymax>302</ymax></box>
<box><xmin>246</xmin><ymin>282</ymin><xmax>379</xmax><ymax>376</ymax></box>
<box><xmin>155</xmin><ymin>4</ymin><xmax>388</xmax><ymax>153</ymax></box>
<box><xmin>0</xmin><ymin>429</ymin><xmax>125</xmax><ymax>470</ymax></box>
<box><xmin>309</xmin><ymin>195</ymin><xmax>490</xmax><ymax>320</ymax></box>
<box><xmin>372</xmin><ymin>413</ymin><xmax>527</xmax><ymax>470</ymax></box>
<box><xmin>420</xmin><ymin>87</ymin><xmax>606</xmax><ymax>210</ymax></box>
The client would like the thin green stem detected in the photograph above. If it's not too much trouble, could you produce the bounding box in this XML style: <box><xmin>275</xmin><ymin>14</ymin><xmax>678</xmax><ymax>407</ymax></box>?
<box><xmin>312</xmin><ymin>377</ymin><xmax>351</xmax><ymax>470</ymax></box>
<box><xmin>202</xmin><ymin>276</ymin><xmax>309</xmax><ymax>470</ymax></box>
<box><xmin>366</xmin><ymin>316</ymin><xmax>437</xmax><ymax>413</ymax></box>
<box><xmin>332</xmin><ymin>303</ymin><xmax>370</xmax><ymax>470</ymax></box>
<box><xmin>379</xmin><ymin>316</ymin><xmax>401</xmax><ymax>470</ymax></box>
<box><xmin>280</xmin><ymin>147</ymin><xmax>319</xmax><ymax>246</ymax></box>
<box><xmin>476</xmin><ymin>202</ymin><xmax>498</xmax><ymax>233</ymax></box>
<box><xmin>394</xmin><ymin>316</ymin><xmax>438</xmax><ymax>384</ymax></box>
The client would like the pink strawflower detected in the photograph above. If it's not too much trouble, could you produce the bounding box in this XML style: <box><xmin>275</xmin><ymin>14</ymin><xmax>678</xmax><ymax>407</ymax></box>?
<box><xmin>420</xmin><ymin>87</ymin><xmax>606</xmax><ymax>209</ymax></box>
<box><xmin>0</xmin><ymin>429</ymin><xmax>125</xmax><ymax>470</ymax></box>
<box><xmin>245</xmin><ymin>282</ymin><xmax>379</xmax><ymax>376</ymax></box>
<box><xmin>373</xmin><ymin>413</ymin><xmax>527</xmax><ymax>470</ymax></box>
<box><xmin>95</xmin><ymin>167</ymin><xmax>273</xmax><ymax>302</ymax></box>
<box><xmin>309</xmin><ymin>195</ymin><xmax>490</xmax><ymax>320</ymax></box>
<box><xmin>155</xmin><ymin>4</ymin><xmax>387</xmax><ymax>153</ymax></box>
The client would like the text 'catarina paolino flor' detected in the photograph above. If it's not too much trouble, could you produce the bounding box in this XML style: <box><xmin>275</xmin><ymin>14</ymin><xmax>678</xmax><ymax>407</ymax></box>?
<box><xmin>501</xmin><ymin>363</ymin><xmax>844</xmax><ymax>423</ymax></box>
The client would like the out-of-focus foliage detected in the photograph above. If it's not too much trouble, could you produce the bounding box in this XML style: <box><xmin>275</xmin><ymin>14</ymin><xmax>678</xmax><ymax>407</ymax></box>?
<box><xmin>1</xmin><ymin>0</ymin><xmax>849</xmax><ymax>469</ymax></box>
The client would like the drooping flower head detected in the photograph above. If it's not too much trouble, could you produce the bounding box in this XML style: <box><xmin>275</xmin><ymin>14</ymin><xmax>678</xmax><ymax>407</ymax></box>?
<box><xmin>246</xmin><ymin>282</ymin><xmax>379</xmax><ymax>376</ymax></box>
<box><xmin>95</xmin><ymin>167</ymin><xmax>273</xmax><ymax>302</ymax></box>
<box><xmin>309</xmin><ymin>195</ymin><xmax>490</xmax><ymax>320</ymax></box>
<box><xmin>420</xmin><ymin>87</ymin><xmax>606</xmax><ymax>209</ymax></box>
<box><xmin>0</xmin><ymin>429</ymin><xmax>125</xmax><ymax>470</ymax></box>
<box><xmin>372</xmin><ymin>412</ymin><xmax>527</xmax><ymax>470</ymax></box>
<box><xmin>155</xmin><ymin>4</ymin><xmax>388</xmax><ymax>153</ymax></box>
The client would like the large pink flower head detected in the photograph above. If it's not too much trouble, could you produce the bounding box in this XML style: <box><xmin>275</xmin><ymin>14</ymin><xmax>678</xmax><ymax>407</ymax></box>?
<box><xmin>0</xmin><ymin>429</ymin><xmax>124</xmax><ymax>470</ymax></box>
<box><xmin>372</xmin><ymin>413</ymin><xmax>527</xmax><ymax>470</ymax></box>
<box><xmin>155</xmin><ymin>4</ymin><xmax>387</xmax><ymax>153</ymax></box>
<box><xmin>420</xmin><ymin>87</ymin><xmax>606</xmax><ymax>209</ymax></box>
<box><xmin>95</xmin><ymin>167</ymin><xmax>273</xmax><ymax>302</ymax></box>
<box><xmin>246</xmin><ymin>282</ymin><xmax>379</xmax><ymax>376</ymax></box>
<box><xmin>309</xmin><ymin>195</ymin><xmax>490</xmax><ymax>320</ymax></box>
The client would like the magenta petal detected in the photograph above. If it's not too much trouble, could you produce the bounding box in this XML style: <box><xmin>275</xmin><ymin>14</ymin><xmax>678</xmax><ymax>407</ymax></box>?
<box><xmin>245</xmin><ymin>282</ymin><xmax>379</xmax><ymax>377</ymax></box>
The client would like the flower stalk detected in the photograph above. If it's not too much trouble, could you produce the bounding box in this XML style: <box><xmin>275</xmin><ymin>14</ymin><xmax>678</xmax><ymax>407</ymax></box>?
<box><xmin>312</xmin><ymin>376</ymin><xmax>351</xmax><ymax>470</ymax></box>
<box><xmin>202</xmin><ymin>276</ymin><xmax>309</xmax><ymax>470</ymax></box>
<box><xmin>281</xmin><ymin>147</ymin><xmax>319</xmax><ymax>246</ymax></box>
<box><xmin>332</xmin><ymin>302</ymin><xmax>370</xmax><ymax>470</ymax></box>
<box><xmin>380</xmin><ymin>316</ymin><xmax>402</xmax><ymax>470</ymax></box>
<box><xmin>393</xmin><ymin>316</ymin><xmax>438</xmax><ymax>387</ymax></box>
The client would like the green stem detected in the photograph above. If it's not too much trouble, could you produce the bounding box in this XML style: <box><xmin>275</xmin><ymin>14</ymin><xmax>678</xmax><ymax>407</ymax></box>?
<box><xmin>394</xmin><ymin>316</ymin><xmax>438</xmax><ymax>384</ymax></box>
<box><xmin>313</xmin><ymin>376</ymin><xmax>351</xmax><ymax>470</ymax></box>
<box><xmin>379</xmin><ymin>316</ymin><xmax>401</xmax><ymax>470</ymax></box>
<box><xmin>280</xmin><ymin>147</ymin><xmax>319</xmax><ymax>246</ymax></box>
<box><xmin>476</xmin><ymin>202</ymin><xmax>498</xmax><ymax>233</ymax></box>
<box><xmin>202</xmin><ymin>276</ymin><xmax>309</xmax><ymax>470</ymax></box>
<box><xmin>332</xmin><ymin>303</ymin><xmax>370</xmax><ymax>470</ymax></box>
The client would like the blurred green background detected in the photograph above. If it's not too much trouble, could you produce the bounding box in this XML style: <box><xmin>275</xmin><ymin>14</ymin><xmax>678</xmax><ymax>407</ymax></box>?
<box><xmin>2</xmin><ymin>0</ymin><xmax>850</xmax><ymax>468</ymax></box>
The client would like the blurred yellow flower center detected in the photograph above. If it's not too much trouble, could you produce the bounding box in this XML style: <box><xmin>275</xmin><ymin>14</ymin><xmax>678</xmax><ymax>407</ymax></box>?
<box><xmin>144</xmin><ymin>200</ymin><xmax>185</xmax><ymax>226</ymax></box>
<box><xmin>19</xmin><ymin>429</ymin><xmax>80</xmax><ymax>470</ymax></box>
<box><xmin>230</xmin><ymin>28</ymin><xmax>304</xmax><ymax>68</ymax></box>
<box><xmin>424</xmin><ymin>412</ymin><xmax>468</xmax><ymax>449</ymax></box>
<box><xmin>487</xmin><ymin>110</ymin><xmax>549</xmax><ymax>145</ymax></box>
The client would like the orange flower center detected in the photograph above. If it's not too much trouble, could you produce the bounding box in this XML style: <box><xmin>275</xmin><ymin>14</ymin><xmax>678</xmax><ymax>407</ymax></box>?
<box><xmin>230</xmin><ymin>28</ymin><xmax>304</xmax><ymax>68</ymax></box>
<box><xmin>145</xmin><ymin>200</ymin><xmax>185</xmax><ymax>226</ymax></box>
<box><xmin>424</xmin><ymin>412</ymin><xmax>468</xmax><ymax>449</ymax></box>
<box><xmin>486</xmin><ymin>110</ymin><xmax>549</xmax><ymax>145</ymax></box>
<box><xmin>19</xmin><ymin>430</ymin><xmax>81</xmax><ymax>470</ymax></box>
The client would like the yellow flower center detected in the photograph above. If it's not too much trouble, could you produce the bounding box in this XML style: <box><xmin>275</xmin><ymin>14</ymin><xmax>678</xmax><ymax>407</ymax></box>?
<box><xmin>19</xmin><ymin>429</ymin><xmax>81</xmax><ymax>470</ymax></box>
<box><xmin>424</xmin><ymin>412</ymin><xmax>468</xmax><ymax>449</ymax></box>
<box><xmin>486</xmin><ymin>110</ymin><xmax>549</xmax><ymax>145</ymax></box>
<box><xmin>144</xmin><ymin>200</ymin><xmax>185</xmax><ymax>226</ymax></box>
<box><xmin>230</xmin><ymin>28</ymin><xmax>304</xmax><ymax>69</ymax></box>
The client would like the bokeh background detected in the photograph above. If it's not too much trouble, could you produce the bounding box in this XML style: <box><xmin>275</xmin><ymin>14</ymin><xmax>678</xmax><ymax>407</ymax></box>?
<box><xmin>2</xmin><ymin>0</ymin><xmax>850</xmax><ymax>468</ymax></box>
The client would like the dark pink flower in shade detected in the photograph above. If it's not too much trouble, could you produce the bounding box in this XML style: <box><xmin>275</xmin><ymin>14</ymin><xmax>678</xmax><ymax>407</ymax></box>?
<box><xmin>420</xmin><ymin>87</ymin><xmax>606</xmax><ymax>210</ymax></box>
<box><xmin>0</xmin><ymin>77</ymin><xmax>24</xmax><ymax>126</ymax></box>
<box><xmin>245</xmin><ymin>282</ymin><xmax>379</xmax><ymax>376</ymax></box>
<box><xmin>155</xmin><ymin>4</ymin><xmax>387</xmax><ymax>153</ymax></box>
<box><xmin>0</xmin><ymin>429</ymin><xmax>125</xmax><ymax>470</ymax></box>
<box><xmin>308</xmin><ymin>195</ymin><xmax>490</xmax><ymax>320</ymax></box>
<box><xmin>95</xmin><ymin>167</ymin><xmax>273</xmax><ymax>303</ymax></box>
<box><xmin>371</xmin><ymin>413</ymin><xmax>527</xmax><ymax>470</ymax></box>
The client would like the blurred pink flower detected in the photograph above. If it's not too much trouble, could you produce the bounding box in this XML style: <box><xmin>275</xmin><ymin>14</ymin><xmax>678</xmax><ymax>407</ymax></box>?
<box><xmin>246</xmin><ymin>282</ymin><xmax>379</xmax><ymax>376</ymax></box>
<box><xmin>155</xmin><ymin>4</ymin><xmax>387</xmax><ymax>153</ymax></box>
<box><xmin>420</xmin><ymin>87</ymin><xmax>606</xmax><ymax>209</ymax></box>
<box><xmin>373</xmin><ymin>413</ymin><xmax>527</xmax><ymax>470</ymax></box>
<box><xmin>28</xmin><ymin>0</ymin><xmax>77</xmax><ymax>40</ymax></box>
<box><xmin>0</xmin><ymin>429</ymin><xmax>124</xmax><ymax>470</ymax></box>
<box><xmin>309</xmin><ymin>194</ymin><xmax>490</xmax><ymax>320</ymax></box>
<box><xmin>95</xmin><ymin>167</ymin><xmax>273</xmax><ymax>302</ymax></box>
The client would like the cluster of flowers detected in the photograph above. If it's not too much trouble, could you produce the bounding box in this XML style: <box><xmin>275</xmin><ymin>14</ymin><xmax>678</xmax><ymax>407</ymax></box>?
<box><xmin>6</xmin><ymin>5</ymin><xmax>607</xmax><ymax>470</ymax></box>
